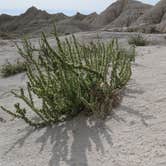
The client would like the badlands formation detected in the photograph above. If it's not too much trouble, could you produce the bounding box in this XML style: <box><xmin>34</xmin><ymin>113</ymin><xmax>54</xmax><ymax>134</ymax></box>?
<box><xmin>0</xmin><ymin>0</ymin><xmax>166</xmax><ymax>165</ymax></box>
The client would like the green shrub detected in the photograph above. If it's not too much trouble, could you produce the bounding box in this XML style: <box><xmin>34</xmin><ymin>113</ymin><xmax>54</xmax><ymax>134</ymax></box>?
<box><xmin>128</xmin><ymin>34</ymin><xmax>148</xmax><ymax>46</ymax></box>
<box><xmin>149</xmin><ymin>26</ymin><xmax>159</xmax><ymax>34</ymax></box>
<box><xmin>0</xmin><ymin>60</ymin><xmax>27</xmax><ymax>77</ymax></box>
<box><xmin>1</xmin><ymin>30</ymin><xmax>135</xmax><ymax>128</ymax></box>
<box><xmin>0</xmin><ymin>32</ymin><xmax>16</xmax><ymax>40</ymax></box>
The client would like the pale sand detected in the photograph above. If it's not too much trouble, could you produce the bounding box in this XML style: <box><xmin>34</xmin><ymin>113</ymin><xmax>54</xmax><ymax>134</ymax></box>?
<box><xmin>0</xmin><ymin>33</ymin><xmax>166</xmax><ymax>166</ymax></box>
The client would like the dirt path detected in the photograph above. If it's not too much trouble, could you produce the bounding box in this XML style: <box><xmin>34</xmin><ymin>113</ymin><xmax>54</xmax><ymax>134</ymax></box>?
<box><xmin>0</xmin><ymin>43</ymin><xmax>166</xmax><ymax>166</ymax></box>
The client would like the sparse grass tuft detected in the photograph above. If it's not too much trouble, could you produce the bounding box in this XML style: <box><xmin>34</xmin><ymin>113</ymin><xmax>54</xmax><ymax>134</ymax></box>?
<box><xmin>128</xmin><ymin>34</ymin><xmax>148</xmax><ymax>46</ymax></box>
<box><xmin>1</xmin><ymin>29</ymin><xmax>135</xmax><ymax>128</ymax></box>
<box><xmin>0</xmin><ymin>60</ymin><xmax>27</xmax><ymax>77</ymax></box>
<box><xmin>0</xmin><ymin>32</ymin><xmax>16</xmax><ymax>40</ymax></box>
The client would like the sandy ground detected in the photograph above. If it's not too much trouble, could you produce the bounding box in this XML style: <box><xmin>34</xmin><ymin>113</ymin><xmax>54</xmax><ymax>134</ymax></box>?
<box><xmin>0</xmin><ymin>32</ymin><xmax>166</xmax><ymax>166</ymax></box>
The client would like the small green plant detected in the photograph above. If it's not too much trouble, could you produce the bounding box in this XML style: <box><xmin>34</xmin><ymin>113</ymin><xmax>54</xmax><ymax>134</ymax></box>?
<box><xmin>1</xmin><ymin>30</ymin><xmax>135</xmax><ymax>128</ymax></box>
<box><xmin>0</xmin><ymin>32</ymin><xmax>16</xmax><ymax>40</ymax></box>
<box><xmin>149</xmin><ymin>26</ymin><xmax>158</xmax><ymax>34</ymax></box>
<box><xmin>128</xmin><ymin>34</ymin><xmax>148</xmax><ymax>46</ymax></box>
<box><xmin>0</xmin><ymin>60</ymin><xmax>27</xmax><ymax>77</ymax></box>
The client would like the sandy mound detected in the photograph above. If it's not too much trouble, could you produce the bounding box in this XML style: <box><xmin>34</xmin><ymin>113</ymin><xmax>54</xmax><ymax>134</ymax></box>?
<box><xmin>133</xmin><ymin>0</ymin><xmax>166</xmax><ymax>33</ymax></box>
<box><xmin>156</xmin><ymin>21</ymin><xmax>166</xmax><ymax>33</ymax></box>
<box><xmin>105</xmin><ymin>0</ymin><xmax>152</xmax><ymax>29</ymax></box>
<box><xmin>135</xmin><ymin>0</ymin><xmax>166</xmax><ymax>25</ymax></box>
<box><xmin>92</xmin><ymin>0</ymin><xmax>151</xmax><ymax>28</ymax></box>
<box><xmin>92</xmin><ymin>0</ymin><xmax>127</xmax><ymax>27</ymax></box>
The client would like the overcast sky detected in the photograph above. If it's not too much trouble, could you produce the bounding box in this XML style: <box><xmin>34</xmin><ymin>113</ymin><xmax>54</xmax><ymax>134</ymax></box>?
<box><xmin>0</xmin><ymin>0</ymin><xmax>158</xmax><ymax>16</ymax></box>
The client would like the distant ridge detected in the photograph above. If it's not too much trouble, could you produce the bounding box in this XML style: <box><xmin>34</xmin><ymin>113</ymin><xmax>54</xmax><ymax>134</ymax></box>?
<box><xmin>0</xmin><ymin>0</ymin><xmax>166</xmax><ymax>37</ymax></box>
<box><xmin>0</xmin><ymin>6</ymin><xmax>96</xmax><ymax>36</ymax></box>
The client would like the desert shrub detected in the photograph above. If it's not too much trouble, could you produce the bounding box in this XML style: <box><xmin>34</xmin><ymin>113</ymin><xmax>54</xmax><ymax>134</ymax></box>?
<box><xmin>0</xmin><ymin>41</ymin><xmax>7</xmax><ymax>46</ymax></box>
<box><xmin>127</xmin><ymin>28</ymin><xmax>135</xmax><ymax>32</ymax></box>
<box><xmin>0</xmin><ymin>32</ymin><xmax>16</xmax><ymax>40</ymax></box>
<box><xmin>149</xmin><ymin>27</ymin><xmax>159</xmax><ymax>34</ymax></box>
<box><xmin>0</xmin><ymin>60</ymin><xmax>27</xmax><ymax>77</ymax></box>
<box><xmin>128</xmin><ymin>34</ymin><xmax>148</xmax><ymax>46</ymax></box>
<box><xmin>1</xmin><ymin>30</ymin><xmax>135</xmax><ymax>128</ymax></box>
